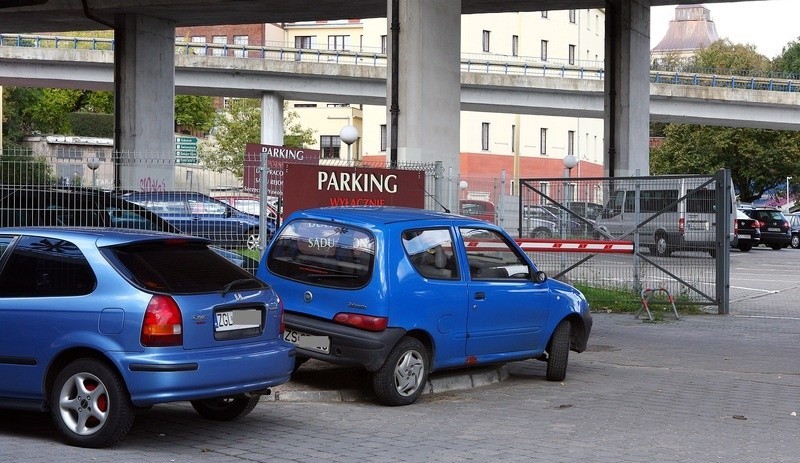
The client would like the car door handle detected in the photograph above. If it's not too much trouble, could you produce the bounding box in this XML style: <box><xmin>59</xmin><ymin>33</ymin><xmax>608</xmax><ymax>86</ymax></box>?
<box><xmin>474</xmin><ymin>292</ymin><xmax>486</xmax><ymax>300</ymax></box>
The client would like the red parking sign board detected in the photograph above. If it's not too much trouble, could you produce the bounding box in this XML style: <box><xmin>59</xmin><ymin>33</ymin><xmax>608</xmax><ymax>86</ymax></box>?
<box><xmin>282</xmin><ymin>163</ymin><xmax>426</xmax><ymax>217</ymax></box>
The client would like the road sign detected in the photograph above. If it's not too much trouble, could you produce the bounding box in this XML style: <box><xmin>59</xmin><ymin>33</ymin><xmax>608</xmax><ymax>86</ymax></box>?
<box><xmin>174</xmin><ymin>135</ymin><xmax>198</xmax><ymax>164</ymax></box>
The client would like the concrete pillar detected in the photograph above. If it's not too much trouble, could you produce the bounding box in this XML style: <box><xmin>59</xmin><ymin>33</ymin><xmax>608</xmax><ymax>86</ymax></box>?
<box><xmin>114</xmin><ymin>13</ymin><xmax>176</xmax><ymax>190</ymax></box>
<box><xmin>389</xmin><ymin>0</ymin><xmax>461</xmax><ymax>174</ymax></box>
<box><xmin>604</xmin><ymin>0</ymin><xmax>651</xmax><ymax>177</ymax></box>
<box><xmin>260</xmin><ymin>92</ymin><xmax>284</xmax><ymax>145</ymax></box>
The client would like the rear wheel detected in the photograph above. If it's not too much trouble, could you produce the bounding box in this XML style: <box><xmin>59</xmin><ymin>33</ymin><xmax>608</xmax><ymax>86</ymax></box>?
<box><xmin>532</xmin><ymin>228</ymin><xmax>552</xmax><ymax>239</ymax></box>
<box><xmin>546</xmin><ymin>319</ymin><xmax>571</xmax><ymax>382</ymax></box>
<box><xmin>653</xmin><ymin>234</ymin><xmax>672</xmax><ymax>257</ymax></box>
<box><xmin>792</xmin><ymin>234</ymin><xmax>800</xmax><ymax>249</ymax></box>
<box><xmin>191</xmin><ymin>395</ymin><xmax>259</xmax><ymax>421</ymax></box>
<box><xmin>770</xmin><ymin>243</ymin><xmax>783</xmax><ymax>250</ymax></box>
<box><xmin>245</xmin><ymin>229</ymin><xmax>260</xmax><ymax>251</ymax></box>
<box><xmin>373</xmin><ymin>337</ymin><xmax>429</xmax><ymax>406</ymax></box>
<box><xmin>738</xmin><ymin>243</ymin><xmax>752</xmax><ymax>252</ymax></box>
<box><xmin>50</xmin><ymin>358</ymin><xmax>135</xmax><ymax>448</ymax></box>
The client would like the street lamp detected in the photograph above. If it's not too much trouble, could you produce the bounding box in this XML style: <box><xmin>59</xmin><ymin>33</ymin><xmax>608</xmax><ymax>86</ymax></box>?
<box><xmin>86</xmin><ymin>157</ymin><xmax>101</xmax><ymax>187</ymax></box>
<box><xmin>339</xmin><ymin>125</ymin><xmax>359</xmax><ymax>161</ymax></box>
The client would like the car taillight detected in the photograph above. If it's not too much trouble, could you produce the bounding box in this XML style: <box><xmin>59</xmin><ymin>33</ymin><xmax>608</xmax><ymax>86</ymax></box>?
<box><xmin>734</xmin><ymin>221</ymin><xmax>739</xmax><ymax>233</ymax></box>
<box><xmin>783</xmin><ymin>222</ymin><xmax>790</xmax><ymax>230</ymax></box>
<box><xmin>754</xmin><ymin>220</ymin><xmax>761</xmax><ymax>228</ymax></box>
<box><xmin>333</xmin><ymin>312</ymin><xmax>388</xmax><ymax>332</ymax></box>
<box><xmin>678</xmin><ymin>217</ymin><xmax>685</xmax><ymax>234</ymax></box>
<box><xmin>277</xmin><ymin>296</ymin><xmax>285</xmax><ymax>334</ymax></box>
<box><xmin>141</xmin><ymin>295</ymin><xmax>183</xmax><ymax>347</ymax></box>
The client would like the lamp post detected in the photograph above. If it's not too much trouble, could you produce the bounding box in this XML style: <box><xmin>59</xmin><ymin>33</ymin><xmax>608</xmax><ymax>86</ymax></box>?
<box><xmin>86</xmin><ymin>157</ymin><xmax>100</xmax><ymax>187</ymax></box>
<box><xmin>787</xmin><ymin>176</ymin><xmax>793</xmax><ymax>209</ymax></box>
<box><xmin>339</xmin><ymin>125</ymin><xmax>359</xmax><ymax>161</ymax></box>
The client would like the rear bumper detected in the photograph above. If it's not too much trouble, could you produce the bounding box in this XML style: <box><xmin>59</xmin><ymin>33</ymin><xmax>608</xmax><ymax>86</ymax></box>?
<box><xmin>285</xmin><ymin>312</ymin><xmax>406</xmax><ymax>372</ymax></box>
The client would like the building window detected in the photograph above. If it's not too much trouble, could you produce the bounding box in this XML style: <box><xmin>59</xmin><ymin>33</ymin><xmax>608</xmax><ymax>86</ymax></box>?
<box><xmin>540</xmin><ymin>40</ymin><xmax>548</xmax><ymax>61</ymax></box>
<box><xmin>511</xmin><ymin>125</ymin><xmax>516</xmax><ymax>153</ymax></box>
<box><xmin>380</xmin><ymin>124</ymin><xmax>387</xmax><ymax>151</ymax></box>
<box><xmin>293</xmin><ymin>103</ymin><xmax>317</xmax><ymax>108</ymax></box>
<box><xmin>295</xmin><ymin>36</ymin><xmax>312</xmax><ymax>49</ymax></box>
<box><xmin>320</xmin><ymin>135</ymin><xmax>342</xmax><ymax>159</ymax></box>
<box><xmin>328</xmin><ymin>35</ymin><xmax>349</xmax><ymax>51</ymax></box>
<box><xmin>568</xmin><ymin>45</ymin><xmax>576</xmax><ymax>65</ymax></box>
<box><xmin>539</xmin><ymin>182</ymin><xmax>549</xmax><ymax>205</ymax></box>
<box><xmin>233</xmin><ymin>35</ymin><xmax>248</xmax><ymax>57</ymax></box>
<box><xmin>482</xmin><ymin>123</ymin><xmax>490</xmax><ymax>151</ymax></box>
<box><xmin>212</xmin><ymin>35</ymin><xmax>227</xmax><ymax>56</ymax></box>
<box><xmin>190</xmin><ymin>36</ymin><xmax>206</xmax><ymax>55</ymax></box>
<box><xmin>541</xmin><ymin>11</ymin><xmax>548</xmax><ymax>18</ymax></box>
<box><xmin>482</xmin><ymin>30</ymin><xmax>490</xmax><ymax>52</ymax></box>
<box><xmin>569</xmin><ymin>9</ymin><xmax>576</xmax><ymax>23</ymax></box>
<box><xmin>512</xmin><ymin>35</ymin><xmax>518</xmax><ymax>56</ymax></box>
<box><xmin>567</xmin><ymin>131</ymin><xmax>575</xmax><ymax>156</ymax></box>
<box><xmin>381</xmin><ymin>35</ymin><xmax>387</xmax><ymax>54</ymax></box>
<box><xmin>540</xmin><ymin>128</ymin><xmax>547</xmax><ymax>155</ymax></box>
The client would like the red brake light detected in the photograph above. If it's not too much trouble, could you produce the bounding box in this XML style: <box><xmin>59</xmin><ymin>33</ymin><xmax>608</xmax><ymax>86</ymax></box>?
<box><xmin>141</xmin><ymin>295</ymin><xmax>183</xmax><ymax>347</ymax></box>
<box><xmin>678</xmin><ymin>217</ymin><xmax>685</xmax><ymax>234</ymax></box>
<box><xmin>333</xmin><ymin>313</ymin><xmax>388</xmax><ymax>332</ymax></box>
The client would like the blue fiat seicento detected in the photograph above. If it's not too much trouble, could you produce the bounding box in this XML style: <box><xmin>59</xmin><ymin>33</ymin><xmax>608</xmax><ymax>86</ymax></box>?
<box><xmin>258</xmin><ymin>206</ymin><xmax>592</xmax><ymax>405</ymax></box>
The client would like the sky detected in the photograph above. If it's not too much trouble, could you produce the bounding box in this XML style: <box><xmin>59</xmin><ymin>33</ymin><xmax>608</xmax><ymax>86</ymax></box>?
<box><xmin>650</xmin><ymin>0</ymin><xmax>800</xmax><ymax>59</ymax></box>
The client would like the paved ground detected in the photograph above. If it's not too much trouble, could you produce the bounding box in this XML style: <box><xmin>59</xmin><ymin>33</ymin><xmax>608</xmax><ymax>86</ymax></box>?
<box><xmin>2</xmin><ymin>252</ymin><xmax>798</xmax><ymax>461</ymax></box>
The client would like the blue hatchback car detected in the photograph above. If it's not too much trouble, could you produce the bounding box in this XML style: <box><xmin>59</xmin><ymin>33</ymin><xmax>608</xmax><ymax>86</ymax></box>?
<box><xmin>0</xmin><ymin>228</ymin><xmax>294</xmax><ymax>447</ymax></box>
<box><xmin>257</xmin><ymin>206</ymin><xmax>592</xmax><ymax>406</ymax></box>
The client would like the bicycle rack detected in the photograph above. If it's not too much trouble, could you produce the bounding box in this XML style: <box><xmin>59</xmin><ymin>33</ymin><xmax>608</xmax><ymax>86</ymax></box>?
<box><xmin>635</xmin><ymin>287</ymin><xmax>679</xmax><ymax>321</ymax></box>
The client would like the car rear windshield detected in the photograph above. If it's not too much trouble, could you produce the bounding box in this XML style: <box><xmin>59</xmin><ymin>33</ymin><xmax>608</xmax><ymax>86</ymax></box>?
<box><xmin>103</xmin><ymin>240</ymin><xmax>264</xmax><ymax>294</ymax></box>
<box><xmin>266</xmin><ymin>219</ymin><xmax>374</xmax><ymax>289</ymax></box>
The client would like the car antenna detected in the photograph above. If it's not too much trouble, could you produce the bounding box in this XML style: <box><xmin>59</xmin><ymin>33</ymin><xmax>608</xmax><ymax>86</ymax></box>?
<box><xmin>419</xmin><ymin>183</ymin><xmax>450</xmax><ymax>213</ymax></box>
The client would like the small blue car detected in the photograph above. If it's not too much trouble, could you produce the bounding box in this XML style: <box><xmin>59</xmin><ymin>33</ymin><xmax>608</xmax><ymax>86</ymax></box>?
<box><xmin>257</xmin><ymin>206</ymin><xmax>592</xmax><ymax>406</ymax></box>
<box><xmin>0</xmin><ymin>228</ymin><xmax>294</xmax><ymax>447</ymax></box>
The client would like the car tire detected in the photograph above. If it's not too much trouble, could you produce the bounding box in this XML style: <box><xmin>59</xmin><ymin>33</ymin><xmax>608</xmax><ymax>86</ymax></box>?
<box><xmin>653</xmin><ymin>234</ymin><xmax>672</xmax><ymax>257</ymax></box>
<box><xmin>190</xmin><ymin>395</ymin><xmax>259</xmax><ymax>421</ymax></box>
<box><xmin>546</xmin><ymin>319</ymin><xmax>571</xmax><ymax>382</ymax></box>
<box><xmin>770</xmin><ymin>243</ymin><xmax>783</xmax><ymax>250</ymax></box>
<box><xmin>245</xmin><ymin>229</ymin><xmax>260</xmax><ymax>251</ymax></box>
<box><xmin>792</xmin><ymin>234</ymin><xmax>800</xmax><ymax>249</ymax></box>
<box><xmin>372</xmin><ymin>337</ymin><xmax>428</xmax><ymax>406</ymax></box>
<box><xmin>738</xmin><ymin>243</ymin><xmax>752</xmax><ymax>252</ymax></box>
<box><xmin>532</xmin><ymin>228</ymin><xmax>552</xmax><ymax>239</ymax></box>
<box><xmin>50</xmin><ymin>358</ymin><xmax>135</xmax><ymax>448</ymax></box>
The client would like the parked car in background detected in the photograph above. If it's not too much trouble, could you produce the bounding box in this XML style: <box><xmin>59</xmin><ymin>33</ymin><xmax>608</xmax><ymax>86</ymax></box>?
<box><xmin>122</xmin><ymin>191</ymin><xmax>275</xmax><ymax>250</ymax></box>
<box><xmin>459</xmin><ymin>199</ymin><xmax>496</xmax><ymax>223</ymax></box>
<box><xmin>216</xmin><ymin>195</ymin><xmax>279</xmax><ymax>222</ymax></box>
<box><xmin>787</xmin><ymin>212</ymin><xmax>800</xmax><ymax>249</ymax></box>
<box><xmin>0</xmin><ymin>228</ymin><xmax>294</xmax><ymax>447</ymax></box>
<box><xmin>739</xmin><ymin>205</ymin><xmax>791</xmax><ymax>250</ymax></box>
<box><xmin>0</xmin><ymin>185</ymin><xmax>178</xmax><ymax>233</ymax></box>
<box><xmin>523</xmin><ymin>204</ymin><xmax>585</xmax><ymax>237</ymax></box>
<box><xmin>258</xmin><ymin>206</ymin><xmax>592</xmax><ymax>406</ymax></box>
<box><xmin>732</xmin><ymin>209</ymin><xmax>761</xmax><ymax>252</ymax></box>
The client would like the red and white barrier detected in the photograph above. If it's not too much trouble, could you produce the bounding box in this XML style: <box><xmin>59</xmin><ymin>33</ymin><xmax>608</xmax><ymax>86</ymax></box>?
<box><xmin>514</xmin><ymin>238</ymin><xmax>634</xmax><ymax>254</ymax></box>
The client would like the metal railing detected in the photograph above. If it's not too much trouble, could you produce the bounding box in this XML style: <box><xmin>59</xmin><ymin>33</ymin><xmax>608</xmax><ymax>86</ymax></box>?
<box><xmin>2</xmin><ymin>33</ymin><xmax>798</xmax><ymax>93</ymax></box>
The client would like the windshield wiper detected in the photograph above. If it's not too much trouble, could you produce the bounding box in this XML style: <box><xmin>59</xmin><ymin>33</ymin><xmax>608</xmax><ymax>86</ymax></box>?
<box><xmin>221</xmin><ymin>278</ymin><xmax>255</xmax><ymax>296</ymax></box>
<box><xmin>305</xmin><ymin>274</ymin><xmax>357</xmax><ymax>279</ymax></box>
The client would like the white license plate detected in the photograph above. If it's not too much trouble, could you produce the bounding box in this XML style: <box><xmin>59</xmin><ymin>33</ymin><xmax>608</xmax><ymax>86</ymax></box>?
<box><xmin>736</xmin><ymin>234</ymin><xmax>749</xmax><ymax>239</ymax></box>
<box><xmin>215</xmin><ymin>309</ymin><xmax>261</xmax><ymax>332</ymax></box>
<box><xmin>284</xmin><ymin>329</ymin><xmax>330</xmax><ymax>354</ymax></box>
<box><xmin>687</xmin><ymin>222</ymin><xmax>707</xmax><ymax>230</ymax></box>
<box><xmin>768</xmin><ymin>227</ymin><xmax>781</xmax><ymax>232</ymax></box>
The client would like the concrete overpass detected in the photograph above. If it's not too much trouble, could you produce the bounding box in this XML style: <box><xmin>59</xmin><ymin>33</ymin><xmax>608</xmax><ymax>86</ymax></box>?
<box><xmin>0</xmin><ymin>0</ymin><xmax>770</xmax><ymax>187</ymax></box>
<box><xmin>2</xmin><ymin>45</ymin><xmax>799</xmax><ymax>131</ymax></box>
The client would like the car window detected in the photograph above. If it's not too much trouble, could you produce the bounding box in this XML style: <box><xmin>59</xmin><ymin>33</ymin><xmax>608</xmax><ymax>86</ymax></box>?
<box><xmin>402</xmin><ymin>228</ymin><xmax>458</xmax><ymax>280</ymax></box>
<box><xmin>188</xmin><ymin>198</ymin><xmax>227</xmax><ymax>215</ymax></box>
<box><xmin>0</xmin><ymin>235</ymin><xmax>96</xmax><ymax>297</ymax></box>
<box><xmin>104</xmin><ymin>240</ymin><xmax>263</xmax><ymax>294</ymax></box>
<box><xmin>266</xmin><ymin>219</ymin><xmax>374</xmax><ymax>288</ymax></box>
<box><xmin>459</xmin><ymin>228</ymin><xmax>530</xmax><ymax>280</ymax></box>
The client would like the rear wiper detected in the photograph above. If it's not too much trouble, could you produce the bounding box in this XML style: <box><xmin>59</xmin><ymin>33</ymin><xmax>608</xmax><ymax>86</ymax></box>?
<box><xmin>221</xmin><ymin>278</ymin><xmax>255</xmax><ymax>296</ymax></box>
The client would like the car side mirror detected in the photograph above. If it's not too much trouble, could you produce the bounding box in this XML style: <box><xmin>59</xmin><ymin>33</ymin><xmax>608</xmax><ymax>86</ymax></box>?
<box><xmin>533</xmin><ymin>270</ymin><xmax>547</xmax><ymax>283</ymax></box>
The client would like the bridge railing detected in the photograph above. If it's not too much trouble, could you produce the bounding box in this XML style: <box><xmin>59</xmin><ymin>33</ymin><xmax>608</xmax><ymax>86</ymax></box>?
<box><xmin>2</xmin><ymin>33</ymin><xmax>799</xmax><ymax>92</ymax></box>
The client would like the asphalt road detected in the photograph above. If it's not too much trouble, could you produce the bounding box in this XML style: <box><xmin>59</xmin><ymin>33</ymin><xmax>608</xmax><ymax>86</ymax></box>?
<box><xmin>2</xmin><ymin>245</ymin><xmax>798</xmax><ymax>462</ymax></box>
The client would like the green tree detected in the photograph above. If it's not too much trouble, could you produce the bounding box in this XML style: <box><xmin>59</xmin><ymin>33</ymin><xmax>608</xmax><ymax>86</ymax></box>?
<box><xmin>174</xmin><ymin>95</ymin><xmax>216</xmax><ymax>134</ymax></box>
<box><xmin>773</xmin><ymin>39</ymin><xmax>800</xmax><ymax>76</ymax></box>
<box><xmin>692</xmin><ymin>39</ymin><xmax>770</xmax><ymax>75</ymax></box>
<box><xmin>0</xmin><ymin>152</ymin><xmax>56</xmax><ymax>185</ymax></box>
<box><xmin>651</xmin><ymin>124</ymin><xmax>800</xmax><ymax>202</ymax></box>
<box><xmin>199</xmin><ymin>98</ymin><xmax>316</xmax><ymax>178</ymax></box>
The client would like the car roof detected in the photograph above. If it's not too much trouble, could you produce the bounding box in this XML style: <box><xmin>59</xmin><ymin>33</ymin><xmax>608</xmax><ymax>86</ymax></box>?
<box><xmin>288</xmin><ymin>206</ymin><xmax>492</xmax><ymax>228</ymax></box>
<box><xmin>0</xmin><ymin>226</ymin><xmax>200</xmax><ymax>247</ymax></box>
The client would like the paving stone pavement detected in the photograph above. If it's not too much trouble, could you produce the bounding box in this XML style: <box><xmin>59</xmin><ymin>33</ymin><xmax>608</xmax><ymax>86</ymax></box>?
<box><xmin>2</xmin><ymin>294</ymin><xmax>798</xmax><ymax>462</ymax></box>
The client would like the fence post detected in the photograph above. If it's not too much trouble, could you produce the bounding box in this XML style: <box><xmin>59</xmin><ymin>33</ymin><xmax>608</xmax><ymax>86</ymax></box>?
<box><xmin>434</xmin><ymin>160</ymin><xmax>444</xmax><ymax>213</ymax></box>
<box><xmin>715</xmin><ymin>169</ymin><xmax>732</xmax><ymax>315</ymax></box>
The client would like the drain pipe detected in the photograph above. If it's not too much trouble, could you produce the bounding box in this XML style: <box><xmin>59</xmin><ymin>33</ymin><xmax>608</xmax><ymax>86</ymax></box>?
<box><xmin>389</xmin><ymin>0</ymin><xmax>400</xmax><ymax>168</ymax></box>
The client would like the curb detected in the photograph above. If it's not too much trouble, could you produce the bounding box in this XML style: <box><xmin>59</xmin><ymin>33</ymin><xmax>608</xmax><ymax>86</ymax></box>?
<box><xmin>264</xmin><ymin>364</ymin><xmax>509</xmax><ymax>403</ymax></box>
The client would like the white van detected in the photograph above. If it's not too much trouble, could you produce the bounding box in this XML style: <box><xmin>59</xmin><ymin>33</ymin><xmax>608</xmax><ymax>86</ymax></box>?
<box><xmin>595</xmin><ymin>176</ymin><xmax>735</xmax><ymax>257</ymax></box>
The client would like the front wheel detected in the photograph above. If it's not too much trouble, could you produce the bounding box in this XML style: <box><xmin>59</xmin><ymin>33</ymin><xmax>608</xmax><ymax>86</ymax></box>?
<box><xmin>50</xmin><ymin>358</ymin><xmax>135</xmax><ymax>448</ymax></box>
<box><xmin>653</xmin><ymin>234</ymin><xmax>672</xmax><ymax>257</ymax></box>
<box><xmin>546</xmin><ymin>319</ymin><xmax>571</xmax><ymax>382</ymax></box>
<box><xmin>792</xmin><ymin>234</ymin><xmax>800</xmax><ymax>249</ymax></box>
<box><xmin>190</xmin><ymin>395</ymin><xmax>259</xmax><ymax>421</ymax></box>
<box><xmin>531</xmin><ymin>228</ymin><xmax>552</xmax><ymax>239</ymax></box>
<box><xmin>245</xmin><ymin>229</ymin><xmax>260</xmax><ymax>251</ymax></box>
<box><xmin>372</xmin><ymin>337</ymin><xmax>429</xmax><ymax>406</ymax></box>
<box><xmin>770</xmin><ymin>243</ymin><xmax>783</xmax><ymax>251</ymax></box>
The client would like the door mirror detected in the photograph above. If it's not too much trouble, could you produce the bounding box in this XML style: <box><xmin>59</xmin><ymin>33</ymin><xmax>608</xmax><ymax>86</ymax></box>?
<box><xmin>533</xmin><ymin>270</ymin><xmax>547</xmax><ymax>283</ymax></box>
